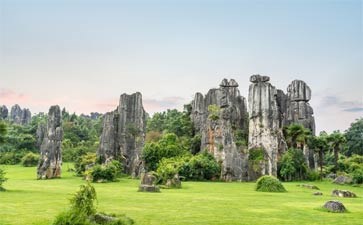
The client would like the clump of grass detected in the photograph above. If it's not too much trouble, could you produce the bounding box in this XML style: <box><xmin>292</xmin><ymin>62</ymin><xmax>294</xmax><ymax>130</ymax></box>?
<box><xmin>255</xmin><ymin>175</ymin><xmax>286</xmax><ymax>192</ymax></box>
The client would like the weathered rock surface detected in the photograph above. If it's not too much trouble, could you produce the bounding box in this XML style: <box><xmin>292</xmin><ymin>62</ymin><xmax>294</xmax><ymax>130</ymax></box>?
<box><xmin>333</xmin><ymin>175</ymin><xmax>352</xmax><ymax>185</ymax></box>
<box><xmin>165</xmin><ymin>174</ymin><xmax>181</xmax><ymax>188</ymax></box>
<box><xmin>332</xmin><ymin>189</ymin><xmax>357</xmax><ymax>198</ymax></box>
<box><xmin>98</xmin><ymin>92</ymin><xmax>146</xmax><ymax>177</ymax></box>
<box><xmin>138</xmin><ymin>172</ymin><xmax>160</xmax><ymax>192</ymax></box>
<box><xmin>323</xmin><ymin>200</ymin><xmax>346</xmax><ymax>213</ymax></box>
<box><xmin>191</xmin><ymin>79</ymin><xmax>249</xmax><ymax>181</ymax></box>
<box><xmin>9</xmin><ymin>104</ymin><xmax>31</xmax><ymax>125</ymax></box>
<box><xmin>0</xmin><ymin>105</ymin><xmax>8</xmax><ymax>120</ymax></box>
<box><xmin>36</xmin><ymin>122</ymin><xmax>47</xmax><ymax>148</ymax></box>
<box><xmin>37</xmin><ymin>105</ymin><xmax>63</xmax><ymax>179</ymax></box>
<box><xmin>297</xmin><ymin>184</ymin><xmax>320</xmax><ymax>190</ymax></box>
<box><xmin>248</xmin><ymin>75</ymin><xmax>285</xmax><ymax>178</ymax></box>
<box><xmin>285</xmin><ymin>80</ymin><xmax>316</xmax><ymax>168</ymax></box>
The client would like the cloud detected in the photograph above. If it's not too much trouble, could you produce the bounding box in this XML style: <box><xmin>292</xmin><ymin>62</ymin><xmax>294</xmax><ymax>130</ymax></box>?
<box><xmin>320</xmin><ymin>95</ymin><xmax>363</xmax><ymax>112</ymax></box>
<box><xmin>0</xmin><ymin>89</ymin><xmax>29</xmax><ymax>102</ymax></box>
<box><xmin>144</xmin><ymin>96</ymin><xmax>185</xmax><ymax>113</ymax></box>
<box><xmin>343</xmin><ymin>107</ymin><xmax>363</xmax><ymax>112</ymax></box>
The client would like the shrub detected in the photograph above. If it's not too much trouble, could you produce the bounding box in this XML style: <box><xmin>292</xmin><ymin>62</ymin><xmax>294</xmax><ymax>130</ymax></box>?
<box><xmin>75</xmin><ymin>153</ymin><xmax>97</xmax><ymax>176</ymax></box>
<box><xmin>0</xmin><ymin>150</ymin><xmax>27</xmax><ymax>165</ymax></box>
<box><xmin>0</xmin><ymin>168</ymin><xmax>7</xmax><ymax>191</ymax></box>
<box><xmin>278</xmin><ymin>148</ymin><xmax>307</xmax><ymax>181</ymax></box>
<box><xmin>53</xmin><ymin>183</ymin><xmax>133</xmax><ymax>225</ymax></box>
<box><xmin>88</xmin><ymin>161</ymin><xmax>122</xmax><ymax>182</ymax></box>
<box><xmin>255</xmin><ymin>175</ymin><xmax>286</xmax><ymax>192</ymax></box>
<box><xmin>207</xmin><ymin>105</ymin><xmax>220</xmax><ymax>121</ymax></box>
<box><xmin>306</xmin><ymin>169</ymin><xmax>320</xmax><ymax>181</ymax></box>
<box><xmin>21</xmin><ymin>152</ymin><xmax>40</xmax><ymax>167</ymax></box>
<box><xmin>352</xmin><ymin>169</ymin><xmax>363</xmax><ymax>184</ymax></box>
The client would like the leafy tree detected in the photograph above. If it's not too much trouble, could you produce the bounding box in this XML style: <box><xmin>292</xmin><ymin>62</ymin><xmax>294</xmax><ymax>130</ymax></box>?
<box><xmin>143</xmin><ymin>133</ymin><xmax>188</xmax><ymax>171</ymax></box>
<box><xmin>327</xmin><ymin>131</ymin><xmax>346</xmax><ymax>172</ymax></box>
<box><xmin>308</xmin><ymin>132</ymin><xmax>329</xmax><ymax>179</ymax></box>
<box><xmin>344</xmin><ymin>118</ymin><xmax>363</xmax><ymax>156</ymax></box>
<box><xmin>0</xmin><ymin>122</ymin><xmax>6</xmax><ymax>144</ymax></box>
<box><xmin>278</xmin><ymin>148</ymin><xmax>307</xmax><ymax>181</ymax></box>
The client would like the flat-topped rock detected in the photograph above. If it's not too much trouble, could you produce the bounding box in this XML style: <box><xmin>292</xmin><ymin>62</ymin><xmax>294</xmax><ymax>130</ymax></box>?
<box><xmin>250</xmin><ymin>74</ymin><xmax>270</xmax><ymax>83</ymax></box>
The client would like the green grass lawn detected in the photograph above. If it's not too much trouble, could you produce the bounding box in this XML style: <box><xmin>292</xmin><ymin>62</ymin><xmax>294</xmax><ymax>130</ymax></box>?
<box><xmin>0</xmin><ymin>164</ymin><xmax>362</xmax><ymax>225</ymax></box>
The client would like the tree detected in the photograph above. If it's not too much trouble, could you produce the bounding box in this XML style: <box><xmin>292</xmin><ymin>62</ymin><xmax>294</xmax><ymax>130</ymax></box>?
<box><xmin>344</xmin><ymin>118</ymin><xmax>363</xmax><ymax>156</ymax></box>
<box><xmin>327</xmin><ymin>131</ymin><xmax>346</xmax><ymax>173</ymax></box>
<box><xmin>284</xmin><ymin>123</ymin><xmax>311</xmax><ymax>149</ymax></box>
<box><xmin>308</xmin><ymin>132</ymin><xmax>328</xmax><ymax>179</ymax></box>
<box><xmin>0</xmin><ymin>122</ymin><xmax>6</xmax><ymax>145</ymax></box>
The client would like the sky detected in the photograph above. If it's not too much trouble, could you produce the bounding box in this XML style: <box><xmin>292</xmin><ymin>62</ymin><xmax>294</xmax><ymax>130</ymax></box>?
<box><xmin>0</xmin><ymin>0</ymin><xmax>362</xmax><ymax>133</ymax></box>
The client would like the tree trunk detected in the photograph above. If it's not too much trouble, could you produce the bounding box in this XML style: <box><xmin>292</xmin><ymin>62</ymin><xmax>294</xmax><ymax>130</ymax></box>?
<box><xmin>334</xmin><ymin>146</ymin><xmax>339</xmax><ymax>173</ymax></box>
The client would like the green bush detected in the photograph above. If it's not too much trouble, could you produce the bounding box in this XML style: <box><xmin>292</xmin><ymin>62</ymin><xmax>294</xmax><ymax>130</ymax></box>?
<box><xmin>207</xmin><ymin>105</ymin><xmax>220</xmax><ymax>121</ymax></box>
<box><xmin>352</xmin><ymin>169</ymin><xmax>363</xmax><ymax>184</ymax></box>
<box><xmin>0</xmin><ymin>150</ymin><xmax>28</xmax><ymax>165</ymax></box>
<box><xmin>306</xmin><ymin>170</ymin><xmax>320</xmax><ymax>181</ymax></box>
<box><xmin>88</xmin><ymin>161</ymin><xmax>122</xmax><ymax>182</ymax></box>
<box><xmin>0</xmin><ymin>168</ymin><xmax>7</xmax><ymax>191</ymax></box>
<box><xmin>53</xmin><ymin>183</ymin><xmax>133</xmax><ymax>225</ymax></box>
<box><xmin>255</xmin><ymin>175</ymin><xmax>286</xmax><ymax>192</ymax></box>
<box><xmin>21</xmin><ymin>152</ymin><xmax>40</xmax><ymax>167</ymax></box>
<box><xmin>156</xmin><ymin>152</ymin><xmax>221</xmax><ymax>182</ymax></box>
<box><xmin>75</xmin><ymin>153</ymin><xmax>97</xmax><ymax>176</ymax></box>
<box><xmin>278</xmin><ymin>148</ymin><xmax>307</xmax><ymax>181</ymax></box>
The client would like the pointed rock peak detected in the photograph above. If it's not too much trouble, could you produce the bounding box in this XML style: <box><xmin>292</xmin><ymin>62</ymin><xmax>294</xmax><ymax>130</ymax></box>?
<box><xmin>250</xmin><ymin>74</ymin><xmax>270</xmax><ymax>83</ymax></box>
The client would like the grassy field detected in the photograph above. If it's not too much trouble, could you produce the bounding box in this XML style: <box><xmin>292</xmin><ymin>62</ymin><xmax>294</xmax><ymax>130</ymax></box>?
<box><xmin>0</xmin><ymin>164</ymin><xmax>362</xmax><ymax>225</ymax></box>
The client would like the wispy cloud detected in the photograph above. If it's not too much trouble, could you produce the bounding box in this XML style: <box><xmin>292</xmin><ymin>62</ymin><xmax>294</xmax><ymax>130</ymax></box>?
<box><xmin>320</xmin><ymin>95</ymin><xmax>363</xmax><ymax>113</ymax></box>
<box><xmin>144</xmin><ymin>96</ymin><xmax>185</xmax><ymax>113</ymax></box>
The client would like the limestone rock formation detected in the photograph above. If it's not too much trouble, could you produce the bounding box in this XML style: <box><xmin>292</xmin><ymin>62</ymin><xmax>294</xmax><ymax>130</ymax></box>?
<box><xmin>9</xmin><ymin>104</ymin><xmax>31</xmax><ymax>125</ymax></box>
<box><xmin>36</xmin><ymin>122</ymin><xmax>47</xmax><ymax>148</ymax></box>
<box><xmin>333</xmin><ymin>175</ymin><xmax>352</xmax><ymax>185</ymax></box>
<box><xmin>191</xmin><ymin>79</ymin><xmax>249</xmax><ymax>181</ymax></box>
<box><xmin>285</xmin><ymin>80</ymin><xmax>315</xmax><ymax>134</ymax></box>
<box><xmin>323</xmin><ymin>200</ymin><xmax>346</xmax><ymax>213</ymax></box>
<box><xmin>37</xmin><ymin>105</ymin><xmax>63</xmax><ymax>179</ymax></box>
<box><xmin>98</xmin><ymin>92</ymin><xmax>146</xmax><ymax>177</ymax></box>
<box><xmin>248</xmin><ymin>75</ymin><xmax>285</xmax><ymax>178</ymax></box>
<box><xmin>0</xmin><ymin>105</ymin><xmax>8</xmax><ymax>120</ymax></box>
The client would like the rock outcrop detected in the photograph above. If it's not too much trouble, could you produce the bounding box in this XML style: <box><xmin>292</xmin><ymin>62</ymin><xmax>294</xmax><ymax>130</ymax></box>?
<box><xmin>191</xmin><ymin>79</ymin><xmax>249</xmax><ymax>181</ymax></box>
<box><xmin>37</xmin><ymin>105</ymin><xmax>63</xmax><ymax>179</ymax></box>
<box><xmin>138</xmin><ymin>172</ymin><xmax>160</xmax><ymax>192</ymax></box>
<box><xmin>9</xmin><ymin>104</ymin><xmax>31</xmax><ymax>125</ymax></box>
<box><xmin>331</xmin><ymin>189</ymin><xmax>357</xmax><ymax>198</ymax></box>
<box><xmin>0</xmin><ymin>105</ymin><xmax>8</xmax><ymax>120</ymax></box>
<box><xmin>323</xmin><ymin>200</ymin><xmax>346</xmax><ymax>213</ymax></box>
<box><xmin>248</xmin><ymin>75</ymin><xmax>285</xmax><ymax>178</ymax></box>
<box><xmin>285</xmin><ymin>80</ymin><xmax>316</xmax><ymax>167</ymax></box>
<box><xmin>97</xmin><ymin>92</ymin><xmax>147</xmax><ymax>177</ymax></box>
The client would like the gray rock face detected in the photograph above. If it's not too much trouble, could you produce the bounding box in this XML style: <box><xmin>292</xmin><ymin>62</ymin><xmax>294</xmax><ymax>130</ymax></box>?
<box><xmin>97</xmin><ymin>92</ymin><xmax>146</xmax><ymax>177</ymax></box>
<box><xmin>297</xmin><ymin>184</ymin><xmax>320</xmax><ymax>190</ymax></box>
<box><xmin>248</xmin><ymin>75</ymin><xmax>285</xmax><ymax>178</ymax></box>
<box><xmin>0</xmin><ymin>105</ymin><xmax>8</xmax><ymax>120</ymax></box>
<box><xmin>9</xmin><ymin>104</ymin><xmax>31</xmax><ymax>125</ymax></box>
<box><xmin>285</xmin><ymin>80</ymin><xmax>315</xmax><ymax>134</ymax></box>
<box><xmin>332</xmin><ymin>189</ymin><xmax>357</xmax><ymax>198</ymax></box>
<box><xmin>191</xmin><ymin>79</ymin><xmax>249</xmax><ymax>181</ymax></box>
<box><xmin>323</xmin><ymin>200</ymin><xmax>346</xmax><ymax>213</ymax></box>
<box><xmin>165</xmin><ymin>174</ymin><xmax>182</xmax><ymax>189</ymax></box>
<box><xmin>37</xmin><ymin>105</ymin><xmax>63</xmax><ymax>179</ymax></box>
<box><xmin>36</xmin><ymin>122</ymin><xmax>47</xmax><ymax>148</ymax></box>
<box><xmin>333</xmin><ymin>175</ymin><xmax>353</xmax><ymax>185</ymax></box>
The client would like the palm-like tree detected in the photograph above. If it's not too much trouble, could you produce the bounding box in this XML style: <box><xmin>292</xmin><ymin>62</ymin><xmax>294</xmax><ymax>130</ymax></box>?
<box><xmin>327</xmin><ymin>131</ymin><xmax>346</xmax><ymax>173</ymax></box>
<box><xmin>284</xmin><ymin>123</ymin><xmax>311</xmax><ymax>150</ymax></box>
<box><xmin>308</xmin><ymin>132</ymin><xmax>328</xmax><ymax>180</ymax></box>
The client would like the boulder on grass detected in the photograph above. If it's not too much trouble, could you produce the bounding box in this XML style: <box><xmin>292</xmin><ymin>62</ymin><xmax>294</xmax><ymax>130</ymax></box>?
<box><xmin>323</xmin><ymin>200</ymin><xmax>346</xmax><ymax>213</ymax></box>
<box><xmin>165</xmin><ymin>174</ymin><xmax>181</xmax><ymax>189</ymax></box>
<box><xmin>297</xmin><ymin>184</ymin><xmax>319</xmax><ymax>190</ymax></box>
<box><xmin>333</xmin><ymin>175</ymin><xmax>352</xmax><ymax>185</ymax></box>
<box><xmin>138</xmin><ymin>172</ymin><xmax>160</xmax><ymax>192</ymax></box>
<box><xmin>331</xmin><ymin>189</ymin><xmax>357</xmax><ymax>198</ymax></box>
<box><xmin>313</xmin><ymin>192</ymin><xmax>323</xmax><ymax>196</ymax></box>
